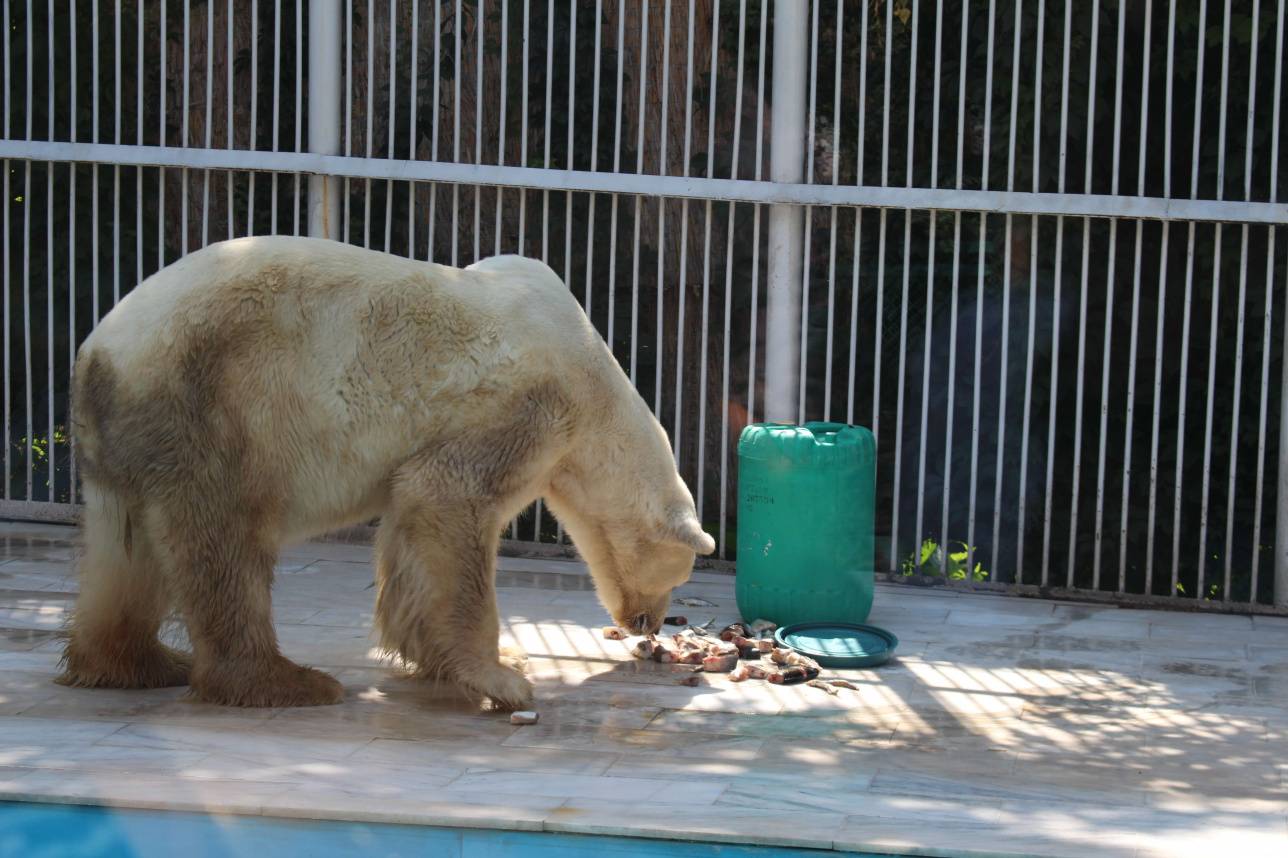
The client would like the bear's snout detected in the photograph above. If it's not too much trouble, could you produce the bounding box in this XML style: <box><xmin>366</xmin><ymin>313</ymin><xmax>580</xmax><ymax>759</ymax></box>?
<box><xmin>627</xmin><ymin>612</ymin><xmax>661</xmax><ymax>636</ymax></box>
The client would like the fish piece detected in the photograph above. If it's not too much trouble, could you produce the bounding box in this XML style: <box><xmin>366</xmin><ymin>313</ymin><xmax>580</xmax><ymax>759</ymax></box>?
<box><xmin>674</xmin><ymin>597</ymin><xmax>718</xmax><ymax>608</ymax></box>
<box><xmin>632</xmin><ymin>639</ymin><xmax>658</xmax><ymax>660</ymax></box>
<box><xmin>602</xmin><ymin>626</ymin><xmax>627</xmax><ymax>640</ymax></box>
<box><xmin>827</xmin><ymin>678</ymin><xmax>859</xmax><ymax>691</ymax></box>
<box><xmin>807</xmin><ymin>680</ymin><xmax>839</xmax><ymax>696</ymax></box>
<box><xmin>510</xmin><ymin>711</ymin><xmax>540</xmax><ymax>725</ymax></box>
<box><xmin>702</xmin><ymin>652</ymin><xmax>740</xmax><ymax>673</ymax></box>
<box><xmin>719</xmin><ymin>623</ymin><xmax>751</xmax><ymax>642</ymax></box>
<box><xmin>741</xmin><ymin>662</ymin><xmax>771</xmax><ymax>680</ymax></box>
<box><xmin>771</xmin><ymin>647</ymin><xmax>821</xmax><ymax>672</ymax></box>
<box><xmin>677</xmin><ymin>675</ymin><xmax>702</xmax><ymax>687</ymax></box>
<box><xmin>663</xmin><ymin>615</ymin><xmax>688</xmax><ymax>626</ymax></box>
<box><xmin>750</xmin><ymin>619</ymin><xmax>778</xmax><ymax>636</ymax></box>
<box><xmin>768</xmin><ymin>665</ymin><xmax>820</xmax><ymax>685</ymax></box>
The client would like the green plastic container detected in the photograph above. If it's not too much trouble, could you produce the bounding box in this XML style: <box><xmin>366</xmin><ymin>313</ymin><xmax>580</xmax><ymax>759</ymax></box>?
<box><xmin>735</xmin><ymin>422</ymin><xmax>877</xmax><ymax>627</ymax></box>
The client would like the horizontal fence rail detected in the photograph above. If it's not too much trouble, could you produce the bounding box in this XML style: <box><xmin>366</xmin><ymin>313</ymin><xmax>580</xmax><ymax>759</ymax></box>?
<box><xmin>1</xmin><ymin>1</ymin><xmax>1287</xmax><ymax>611</ymax></box>
<box><xmin>3</xmin><ymin>140</ymin><xmax>1286</xmax><ymax>223</ymax></box>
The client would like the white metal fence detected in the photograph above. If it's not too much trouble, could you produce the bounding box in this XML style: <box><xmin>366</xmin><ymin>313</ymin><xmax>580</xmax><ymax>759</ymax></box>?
<box><xmin>1</xmin><ymin>1</ymin><xmax>1286</xmax><ymax>610</ymax></box>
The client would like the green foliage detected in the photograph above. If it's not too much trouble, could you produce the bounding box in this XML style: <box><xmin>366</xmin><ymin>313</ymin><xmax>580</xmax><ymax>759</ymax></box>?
<box><xmin>900</xmin><ymin>539</ymin><xmax>988</xmax><ymax>583</ymax></box>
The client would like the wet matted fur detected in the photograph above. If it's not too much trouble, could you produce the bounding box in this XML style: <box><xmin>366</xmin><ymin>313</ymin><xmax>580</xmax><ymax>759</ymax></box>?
<box><xmin>59</xmin><ymin>236</ymin><xmax>715</xmax><ymax>710</ymax></box>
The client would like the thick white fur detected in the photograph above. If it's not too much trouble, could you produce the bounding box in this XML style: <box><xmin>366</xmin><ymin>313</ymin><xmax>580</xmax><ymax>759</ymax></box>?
<box><xmin>61</xmin><ymin>236</ymin><xmax>714</xmax><ymax>709</ymax></box>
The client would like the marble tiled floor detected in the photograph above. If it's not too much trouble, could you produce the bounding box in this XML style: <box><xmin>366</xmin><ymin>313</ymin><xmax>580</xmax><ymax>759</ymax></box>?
<box><xmin>1</xmin><ymin>521</ymin><xmax>1286</xmax><ymax>857</ymax></box>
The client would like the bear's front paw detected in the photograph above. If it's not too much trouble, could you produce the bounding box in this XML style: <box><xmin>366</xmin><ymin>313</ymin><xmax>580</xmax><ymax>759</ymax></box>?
<box><xmin>467</xmin><ymin>663</ymin><xmax>534</xmax><ymax>712</ymax></box>
<box><xmin>191</xmin><ymin>657</ymin><xmax>344</xmax><ymax>707</ymax></box>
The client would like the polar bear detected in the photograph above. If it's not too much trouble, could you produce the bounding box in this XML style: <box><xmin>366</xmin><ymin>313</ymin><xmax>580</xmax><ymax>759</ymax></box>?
<box><xmin>58</xmin><ymin>236</ymin><xmax>715</xmax><ymax>710</ymax></box>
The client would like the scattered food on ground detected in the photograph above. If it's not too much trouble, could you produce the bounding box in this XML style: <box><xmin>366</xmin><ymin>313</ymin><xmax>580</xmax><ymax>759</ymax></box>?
<box><xmin>750</xmin><ymin>619</ymin><xmax>777</xmax><ymax>637</ymax></box>
<box><xmin>510</xmin><ymin>711</ymin><xmax>539</xmax><ymax>725</ymax></box>
<box><xmin>663</xmin><ymin>615</ymin><xmax>687</xmax><ymax>626</ymax></box>
<box><xmin>602</xmin><ymin>626</ymin><xmax>627</xmax><ymax>640</ymax></box>
<box><xmin>615</xmin><ymin>620</ymin><xmax>860</xmax><ymax>696</ymax></box>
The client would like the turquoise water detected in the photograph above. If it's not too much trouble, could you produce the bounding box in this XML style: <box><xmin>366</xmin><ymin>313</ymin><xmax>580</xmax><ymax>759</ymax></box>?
<box><xmin>0</xmin><ymin>802</ymin><xmax>891</xmax><ymax>857</ymax></box>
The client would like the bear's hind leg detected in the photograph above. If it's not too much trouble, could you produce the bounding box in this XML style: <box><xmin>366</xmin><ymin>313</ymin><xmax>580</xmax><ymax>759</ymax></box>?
<box><xmin>374</xmin><ymin>501</ymin><xmax>532</xmax><ymax>711</ymax></box>
<box><xmin>161</xmin><ymin>505</ymin><xmax>342</xmax><ymax>708</ymax></box>
<box><xmin>58</xmin><ymin>481</ymin><xmax>192</xmax><ymax>689</ymax></box>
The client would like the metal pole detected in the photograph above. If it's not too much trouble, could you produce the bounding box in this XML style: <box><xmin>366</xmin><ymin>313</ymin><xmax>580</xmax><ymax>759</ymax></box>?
<box><xmin>308</xmin><ymin>0</ymin><xmax>341</xmax><ymax>239</ymax></box>
<box><xmin>763</xmin><ymin>1</ymin><xmax>808</xmax><ymax>423</ymax></box>
<box><xmin>1272</xmin><ymin>236</ymin><xmax>1288</xmax><ymax>601</ymax></box>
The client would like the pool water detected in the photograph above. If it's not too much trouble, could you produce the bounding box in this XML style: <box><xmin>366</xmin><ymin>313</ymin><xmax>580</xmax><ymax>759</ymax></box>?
<box><xmin>0</xmin><ymin>801</ymin><xmax>892</xmax><ymax>858</ymax></box>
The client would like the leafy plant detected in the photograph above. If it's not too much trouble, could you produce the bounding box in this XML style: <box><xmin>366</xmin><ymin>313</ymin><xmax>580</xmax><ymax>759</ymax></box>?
<box><xmin>900</xmin><ymin>538</ymin><xmax>988</xmax><ymax>583</ymax></box>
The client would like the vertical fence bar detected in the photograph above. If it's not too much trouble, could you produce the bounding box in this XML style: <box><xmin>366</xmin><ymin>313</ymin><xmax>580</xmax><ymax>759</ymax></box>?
<box><xmin>797</xmin><ymin>0</ymin><xmax>819</xmax><ymax>424</ymax></box>
<box><xmin>1017</xmin><ymin>0</ymin><xmax>1045</xmax><ymax>580</ymax></box>
<box><xmin>1091</xmin><ymin>0</ymin><xmax>1127</xmax><ymax>591</ymax></box>
<box><xmin>385</xmin><ymin>0</ymin><xmax>397</xmax><ymax>253</ymax></box>
<box><xmin>451</xmin><ymin>0</ymin><xmax>462</xmax><ymax>267</ymax></box>
<box><xmin>272</xmin><ymin>0</ymin><xmax>282</xmax><ymax>236</ymax></box>
<box><xmin>673</xmin><ymin>0</ymin><xmax>696</xmax><ymax>462</ymax></box>
<box><xmin>295</xmin><ymin>0</ymin><xmax>303</xmax><ymax>234</ymax></box>
<box><xmin>204</xmin><ymin>0</ymin><xmax>214</xmax><ymax>245</ymax></box>
<box><xmin>92</xmin><ymin>0</ymin><xmax>100</xmax><ymax>326</ymax></box>
<box><xmin>1223</xmin><ymin>0</ymin><xmax>1258</xmax><ymax>599</ymax></box>
<box><xmin>822</xmin><ymin>0</ymin><xmax>842</xmax><ymax>425</ymax></box>
<box><xmin>916</xmin><ymin>0</ymin><xmax>945</xmax><ymax>565</ymax></box>
<box><xmin>1265</xmin><ymin>0</ymin><xmax>1284</xmax><ymax>606</ymax></box>
<box><xmin>23</xmin><ymin>0</ymin><xmax>33</xmax><ymax>499</ymax></box>
<box><xmin>2</xmin><ymin>0</ymin><xmax>9</xmax><ymax>498</ymax></box>
<box><xmin>45</xmin><ymin>0</ymin><xmax>55</xmax><ymax>498</ymax></box>
<box><xmin>606</xmin><ymin>3</ymin><xmax>624</xmax><ymax>352</ymax></box>
<box><xmin>1117</xmin><ymin>0</ymin><xmax>1154</xmax><ymax>591</ymax></box>
<box><xmin>696</xmin><ymin>2</ymin><xmax>721</xmax><ymax>525</ymax></box>
<box><xmin>967</xmin><ymin>0</ymin><xmax>998</xmax><ymax>580</ymax></box>
<box><xmin>308</xmin><ymin>0</ymin><xmax>342</xmax><ymax>239</ymax></box>
<box><xmin>718</xmin><ymin>0</ymin><xmax>749</xmax><ymax>557</ymax></box>
<box><xmin>764</xmin><ymin>0</ymin><xmax>809</xmax><ymax>422</ymax></box>
<box><xmin>943</xmin><ymin>0</ymin><xmax>969</xmax><ymax>555</ymax></box>
<box><xmin>407</xmin><ymin>0</ymin><xmax>418</xmax><ymax>253</ymax></box>
<box><xmin>425</xmin><ymin>0</ymin><xmax>440</xmax><ymax>257</ymax></box>
<box><xmin>157</xmin><ymin>0</ymin><xmax>164</xmax><ymax>266</ymax></box>
<box><xmin>894</xmin><ymin>0</ymin><xmax>921</xmax><ymax>569</ymax></box>
<box><xmin>1172</xmin><ymin>0</ymin><xmax>1208</xmax><ymax>597</ymax></box>
<box><xmin>362</xmin><ymin>0</ymin><xmax>373</xmax><ymax>248</ymax></box>
<box><xmin>992</xmin><ymin>0</ymin><xmax>1023</xmax><ymax>579</ymax></box>
<box><xmin>583</xmin><ymin>0</ymin><xmax>602</xmax><ymax>322</ymax></box>
<box><xmin>227</xmin><ymin>0</ymin><xmax>235</xmax><ymax>239</ymax></box>
<box><xmin>502</xmin><ymin>0</ymin><xmax>515</xmax><ymax>538</ymax></box>
<box><xmin>628</xmin><ymin>1</ymin><xmax>649</xmax><ymax>387</ymax></box>
<box><xmin>872</xmin><ymin>0</ymin><xmax>893</xmax><ymax>449</ymax></box>
<box><xmin>1068</xmin><ymin>0</ymin><xmax>1103</xmax><ymax>588</ymax></box>
<box><xmin>113</xmin><ymin>0</ymin><xmax>122</xmax><ymax>299</ymax></box>
<box><xmin>1042</xmin><ymin>0</ymin><xmax>1075</xmax><ymax>585</ymax></box>
<box><xmin>1197</xmin><ymin>0</ymin><xmax>1233</xmax><ymax>598</ymax></box>
<box><xmin>248</xmin><ymin>0</ymin><xmax>259</xmax><ymax>237</ymax></box>
<box><xmin>845</xmin><ymin>0</ymin><xmax>870</xmax><ymax>428</ymax></box>
<box><xmin>747</xmin><ymin>2</ymin><xmax>768</xmax><ymax>429</ymax></box>
<box><xmin>654</xmin><ymin>0</ymin><xmax>671</xmax><ymax>415</ymax></box>
<box><xmin>66</xmin><ymin>2</ymin><xmax>75</xmax><ymax>501</ymax></box>
<box><xmin>478</xmin><ymin>0</ymin><xmax>488</xmax><ymax>265</ymax></box>
<box><xmin>1146</xmin><ymin>1</ymin><xmax>1178</xmax><ymax>597</ymax></box>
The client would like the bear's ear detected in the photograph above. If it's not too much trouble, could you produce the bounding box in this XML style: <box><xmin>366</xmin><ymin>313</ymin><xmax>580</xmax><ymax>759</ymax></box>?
<box><xmin>665</xmin><ymin>514</ymin><xmax>717</xmax><ymax>556</ymax></box>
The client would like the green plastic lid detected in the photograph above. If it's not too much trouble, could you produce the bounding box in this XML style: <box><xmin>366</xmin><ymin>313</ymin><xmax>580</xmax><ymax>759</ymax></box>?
<box><xmin>774</xmin><ymin>622</ymin><xmax>899</xmax><ymax>668</ymax></box>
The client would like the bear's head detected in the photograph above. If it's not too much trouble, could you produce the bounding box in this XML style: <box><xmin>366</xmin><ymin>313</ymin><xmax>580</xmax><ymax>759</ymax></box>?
<box><xmin>575</xmin><ymin>507</ymin><xmax>716</xmax><ymax>636</ymax></box>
